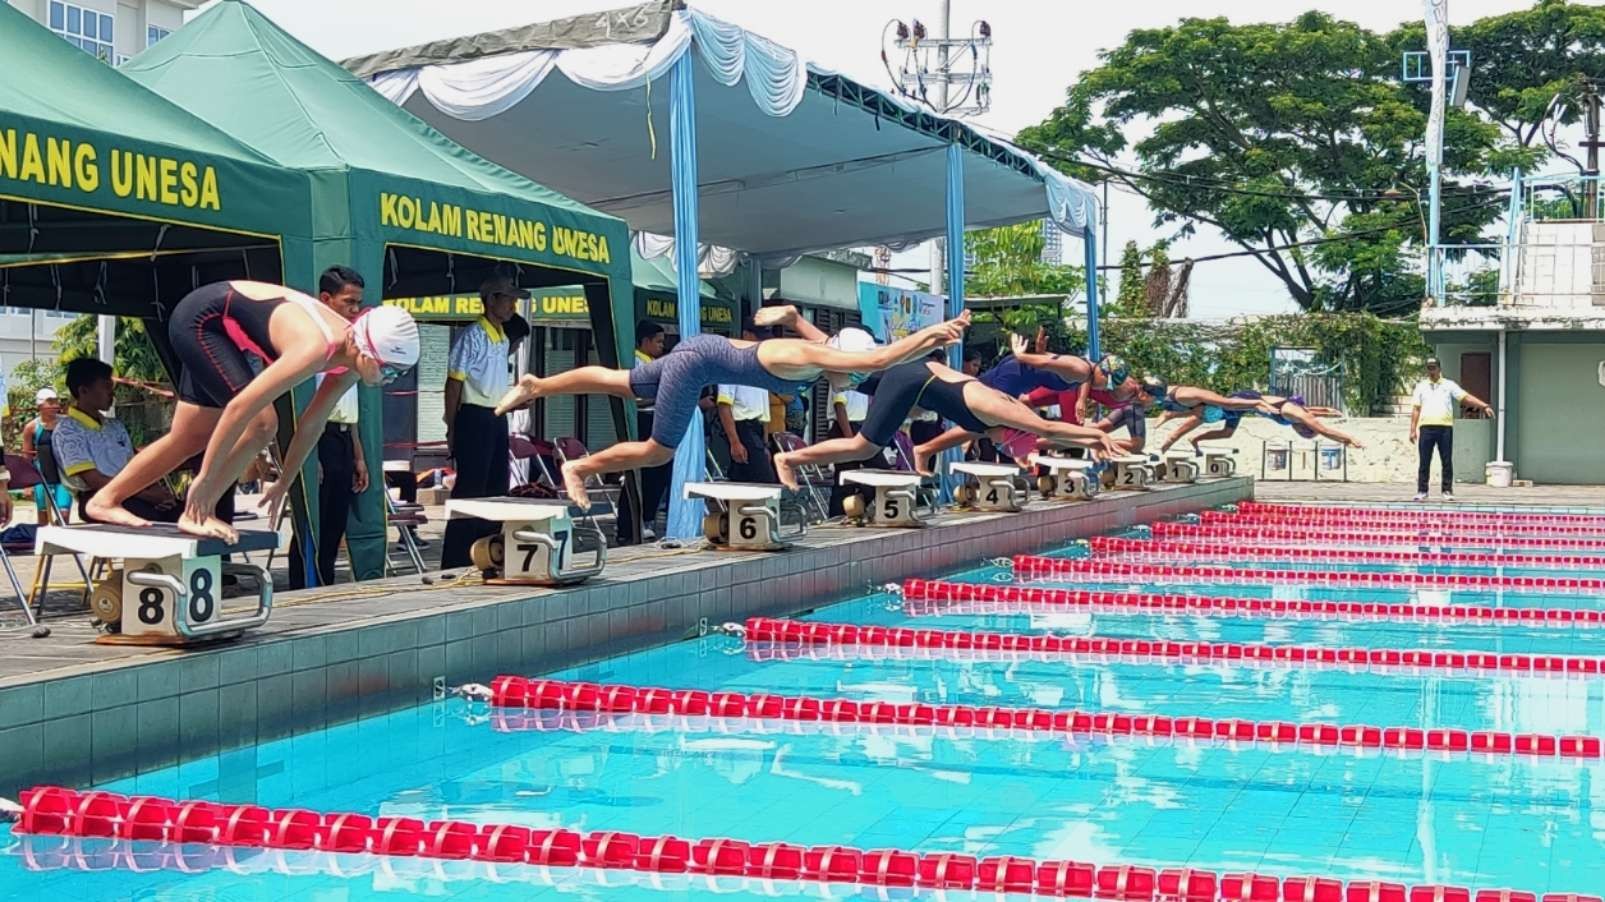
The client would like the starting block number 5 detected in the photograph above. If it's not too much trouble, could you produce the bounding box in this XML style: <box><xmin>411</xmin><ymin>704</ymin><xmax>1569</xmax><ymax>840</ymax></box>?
<box><xmin>124</xmin><ymin>557</ymin><xmax>220</xmax><ymax>639</ymax></box>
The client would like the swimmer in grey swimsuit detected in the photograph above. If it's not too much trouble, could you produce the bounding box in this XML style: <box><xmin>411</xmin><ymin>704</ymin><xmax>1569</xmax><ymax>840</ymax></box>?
<box><xmin>494</xmin><ymin>305</ymin><xmax>971</xmax><ymax>508</ymax></box>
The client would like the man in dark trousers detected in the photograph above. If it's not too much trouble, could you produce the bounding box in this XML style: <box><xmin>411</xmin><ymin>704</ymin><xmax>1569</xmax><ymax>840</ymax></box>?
<box><xmin>617</xmin><ymin>320</ymin><xmax>669</xmax><ymax>542</ymax></box>
<box><xmin>287</xmin><ymin>265</ymin><xmax>368</xmax><ymax>587</ymax></box>
<box><xmin>441</xmin><ymin>274</ymin><xmax>520</xmax><ymax>568</ymax></box>
<box><xmin>1409</xmin><ymin>356</ymin><xmax>1493</xmax><ymax>502</ymax></box>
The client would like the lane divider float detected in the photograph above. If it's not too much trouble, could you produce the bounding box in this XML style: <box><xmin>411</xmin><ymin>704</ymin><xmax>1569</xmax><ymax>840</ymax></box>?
<box><xmin>1011</xmin><ymin>555</ymin><xmax>1605</xmax><ymax>593</ymax></box>
<box><xmin>737</xmin><ymin>616</ymin><xmax>1605</xmax><ymax>680</ymax></box>
<box><xmin>1202</xmin><ymin>510</ymin><xmax>1605</xmax><ymax>537</ymax></box>
<box><xmin>8</xmin><ymin>787</ymin><xmax>1595</xmax><ymax>901</ymax></box>
<box><xmin>1088</xmin><ymin>536</ymin><xmax>1605</xmax><ymax>570</ymax></box>
<box><xmin>899</xmin><ymin>578</ymin><xmax>1605</xmax><ymax>629</ymax></box>
<box><xmin>473</xmin><ymin>676</ymin><xmax>1602</xmax><ymax>761</ymax></box>
<box><xmin>1234</xmin><ymin>501</ymin><xmax>1605</xmax><ymax>526</ymax></box>
<box><xmin>1151</xmin><ymin>521</ymin><xmax>1605</xmax><ymax>551</ymax></box>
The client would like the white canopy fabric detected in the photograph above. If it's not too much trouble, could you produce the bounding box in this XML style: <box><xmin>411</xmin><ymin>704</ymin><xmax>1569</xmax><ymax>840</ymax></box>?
<box><xmin>354</xmin><ymin>5</ymin><xmax>1098</xmax><ymax>261</ymax></box>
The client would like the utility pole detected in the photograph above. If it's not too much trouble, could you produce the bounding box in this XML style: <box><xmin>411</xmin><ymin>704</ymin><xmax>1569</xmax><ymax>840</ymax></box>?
<box><xmin>1582</xmin><ymin>79</ymin><xmax>1601</xmax><ymax>218</ymax></box>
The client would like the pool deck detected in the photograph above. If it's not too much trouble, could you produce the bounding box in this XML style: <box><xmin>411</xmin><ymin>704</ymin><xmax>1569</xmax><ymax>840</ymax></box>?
<box><xmin>0</xmin><ymin>476</ymin><xmax>1252</xmax><ymax>796</ymax></box>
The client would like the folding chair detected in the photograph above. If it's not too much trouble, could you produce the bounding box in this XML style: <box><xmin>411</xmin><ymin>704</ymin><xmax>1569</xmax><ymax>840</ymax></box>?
<box><xmin>384</xmin><ymin>481</ymin><xmax>428</xmax><ymax>576</ymax></box>
<box><xmin>7</xmin><ymin>453</ymin><xmax>92</xmax><ymax>617</ymax></box>
<box><xmin>549</xmin><ymin>437</ymin><xmax>617</xmax><ymax>551</ymax></box>
<box><xmin>769</xmin><ymin>432</ymin><xmax>831</xmax><ymax>524</ymax></box>
<box><xmin>0</xmin><ymin>530</ymin><xmax>34</xmax><ymax>626</ymax></box>
<box><xmin>889</xmin><ymin>432</ymin><xmax>942</xmax><ymax>510</ymax></box>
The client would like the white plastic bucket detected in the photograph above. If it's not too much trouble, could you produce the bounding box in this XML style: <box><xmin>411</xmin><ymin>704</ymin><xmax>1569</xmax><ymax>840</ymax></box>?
<box><xmin>1485</xmin><ymin>461</ymin><xmax>1514</xmax><ymax>488</ymax></box>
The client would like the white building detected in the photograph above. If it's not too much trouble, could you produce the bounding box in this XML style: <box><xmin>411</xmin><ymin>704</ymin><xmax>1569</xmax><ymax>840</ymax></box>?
<box><xmin>2</xmin><ymin>0</ymin><xmax>198</xmax><ymax>377</ymax></box>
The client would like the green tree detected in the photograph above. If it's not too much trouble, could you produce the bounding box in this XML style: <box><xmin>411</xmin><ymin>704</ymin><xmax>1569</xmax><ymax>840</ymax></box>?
<box><xmin>1018</xmin><ymin>12</ymin><xmax>1514</xmax><ymax>312</ymax></box>
<box><xmin>1112</xmin><ymin>240</ymin><xmax>1146</xmax><ymax>317</ymax></box>
<box><xmin>52</xmin><ymin>315</ymin><xmax>168</xmax><ymax>384</ymax></box>
<box><xmin>963</xmin><ymin>221</ymin><xmax>1085</xmax><ymax>298</ymax></box>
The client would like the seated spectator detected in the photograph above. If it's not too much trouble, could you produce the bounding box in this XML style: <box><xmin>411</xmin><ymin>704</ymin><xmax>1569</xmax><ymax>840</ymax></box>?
<box><xmin>51</xmin><ymin>359</ymin><xmax>183</xmax><ymax>523</ymax></box>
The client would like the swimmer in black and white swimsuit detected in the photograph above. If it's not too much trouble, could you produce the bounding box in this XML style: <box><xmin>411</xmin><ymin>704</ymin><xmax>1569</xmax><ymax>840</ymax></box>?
<box><xmin>772</xmin><ymin>352</ymin><xmax>1122</xmax><ymax>490</ymax></box>
<box><xmin>493</xmin><ymin>305</ymin><xmax>970</xmax><ymax>508</ymax></box>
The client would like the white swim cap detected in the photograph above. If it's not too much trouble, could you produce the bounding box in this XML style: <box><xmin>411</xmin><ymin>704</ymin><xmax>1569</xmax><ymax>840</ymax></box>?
<box><xmin>827</xmin><ymin>327</ymin><xmax>878</xmax><ymax>353</ymax></box>
<box><xmin>353</xmin><ymin>305</ymin><xmax>420</xmax><ymax>370</ymax></box>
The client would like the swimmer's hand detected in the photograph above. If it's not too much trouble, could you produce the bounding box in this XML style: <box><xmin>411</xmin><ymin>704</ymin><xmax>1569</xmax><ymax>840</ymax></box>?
<box><xmin>1033</xmin><ymin>324</ymin><xmax>1049</xmax><ymax>354</ymax></box>
<box><xmin>931</xmin><ymin>310</ymin><xmax>971</xmax><ymax>346</ymax></box>
<box><xmin>1010</xmin><ymin>332</ymin><xmax>1029</xmax><ymax>358</ymax></box>
<box><xmin>257</xmin><ymin>478</ymin><xmax>292</xmax><ymax>528</ymax></box>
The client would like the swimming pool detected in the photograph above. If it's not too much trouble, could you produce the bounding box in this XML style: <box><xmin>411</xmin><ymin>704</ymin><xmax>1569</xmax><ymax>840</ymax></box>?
<box><xmin>4</xmin><ymin>502</ymin><xmax>1601</xmax><ymax>899</ymax></box>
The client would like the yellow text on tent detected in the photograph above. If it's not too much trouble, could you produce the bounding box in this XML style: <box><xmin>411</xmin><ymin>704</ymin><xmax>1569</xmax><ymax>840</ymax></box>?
<box><xmin>0</xmin><ymin>127</ymin><xmax>221</xmax><ymax>211</ymax></box>
<box><xmin>379</xmin><ymin>191</ymin><xmax>611</xmax><ymax>266</ymax></box>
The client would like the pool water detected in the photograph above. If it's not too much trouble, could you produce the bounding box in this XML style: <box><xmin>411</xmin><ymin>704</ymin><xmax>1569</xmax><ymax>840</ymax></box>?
<box><xmin>4</xmin><ymin>508</ymin><xmax>1602</xmax><ymax>899</ymax></box>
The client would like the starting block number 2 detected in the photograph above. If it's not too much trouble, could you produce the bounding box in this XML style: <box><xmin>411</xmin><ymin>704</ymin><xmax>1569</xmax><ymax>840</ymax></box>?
<box><xmin>125</xmin><ymin>557</ymin><xmax>221</xmax><ymax>638</ymax></box>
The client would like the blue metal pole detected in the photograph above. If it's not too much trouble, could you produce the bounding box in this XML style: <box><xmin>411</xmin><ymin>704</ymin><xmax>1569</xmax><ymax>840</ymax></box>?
<box><xmin>1083</xmin><ymin>223</ymin><xmax>1100</xmax><ymax>359</ymax></box>
<box><xmin>938</xmin><ymin>143</ymin><xmax>965</xmax><ymax>500</ymax></box>
<box><xmin>664</xmin><ymin>54</ymin><xmax>706</xmax><ymax>542</ymax></box>
<box><xmin>1428</xmin><ymin>162</ymin><xmax>1443</xmax><ymax>303</ymax></box>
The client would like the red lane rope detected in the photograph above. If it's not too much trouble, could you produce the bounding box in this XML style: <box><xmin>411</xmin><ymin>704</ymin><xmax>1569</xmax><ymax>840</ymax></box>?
<box><xmin>1204</xmin><ymin>510</ymin><xmax>1605</xmax><ymax>537</ymax></box>
<box><xmin>1151</xmin><ymin>521</ymin><xmax>1605</xmax><ymax>551</ymax></box>
<box><xmin>1235</xmin><ymin>500</ymin><xmax>1605</xmax><ymax>526</ymax></box>
<box><xmin>1089</xmin><ymin>536</ymin><xmax>1605</xmax><ymax>569</ymax></box>
<box><xmin>480</xmin><ymin>677</ymin><xmax>1601</xmax><ymax>762</ymax></box>
<box><xmin>24</xmin><ymin>786</ymin><xmax>1588</xmax><ymax>900</ymax></box>
<box><xmin>899</xmin><ymin>578</ymin><xmax>1605</xmax><ymax>629</ymax></box>
<box><xmin>1011</xmin><ymin>555</ymin><xmax>1605</xmax><ymax>593</ymax></box>
<box><xmin>740</xmin><ymin>616</ymin><xmax>1605</xmax><ymax>681</ymax></box>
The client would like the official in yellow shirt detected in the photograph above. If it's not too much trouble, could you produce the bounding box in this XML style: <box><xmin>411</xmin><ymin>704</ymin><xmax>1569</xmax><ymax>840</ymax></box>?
<box><xmin>1409</xmin><ymin>357</ymin><xmax>1492</xmax><ymax>501</ymax></box>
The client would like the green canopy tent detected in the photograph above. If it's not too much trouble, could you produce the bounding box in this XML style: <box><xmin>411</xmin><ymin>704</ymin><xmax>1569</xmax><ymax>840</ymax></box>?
<box><xmin>0</xmin><ymin>4</ymin><xmax>319</xmax><ymax>580</ymax></box>
<box><xmin>0</xmin><ymin>1</ymin><xmax>312</xmax><ymax>319</ymax></box>
<box><xmin>121</xmin><ymin>0</ymin><xmax>637</xmax><ymax>576</ymax></box>
<box><xmin>630</xmin><ymin>249</ymin><xmax>737</xmax><ymax>337</ymax></box>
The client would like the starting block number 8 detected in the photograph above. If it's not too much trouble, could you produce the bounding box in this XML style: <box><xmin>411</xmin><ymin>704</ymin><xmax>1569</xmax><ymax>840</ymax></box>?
<box><xmin>124</xmin><ymin>557</ymin><xmax>221</xmax><ymax>639</ymax></box>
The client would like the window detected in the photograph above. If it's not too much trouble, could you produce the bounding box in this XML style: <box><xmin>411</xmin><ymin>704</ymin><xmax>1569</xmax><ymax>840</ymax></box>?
<box><xmin>147</xmin><ymin>25</ymin><xmax>170</xmax><ymax>48</ymax></box>
<box><xmin>48</xmin><ymin>1</ymin><xmax>115</xmax><ymax>63</ymax></box>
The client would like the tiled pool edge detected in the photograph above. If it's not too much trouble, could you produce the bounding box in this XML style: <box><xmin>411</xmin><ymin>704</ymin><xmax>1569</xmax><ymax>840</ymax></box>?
<box><xmin>0</xmin><ymin>477</ymin><xmax>1252</xmax><ymax>794</ymax></box>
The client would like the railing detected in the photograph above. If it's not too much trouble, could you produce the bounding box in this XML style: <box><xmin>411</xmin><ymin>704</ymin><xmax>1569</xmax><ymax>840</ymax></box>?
<box><xmin>1520</xmin><ymin>172</ymin><xmax>1605</xmax><ymax>224</ymax></box>
<box><xmin>1431</xmin><ymin>240</ymin><xmax>1605</xmax><ymax>309</ymax></box>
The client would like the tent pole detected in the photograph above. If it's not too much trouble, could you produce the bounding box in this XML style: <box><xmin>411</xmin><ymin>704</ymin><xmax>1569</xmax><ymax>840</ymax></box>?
<box><xmin>1084</xmin><ymin>223</ymin><xmax>1100</xmax><ymax>360</ymax></box>
<box><xmin>664</xmin><ymin>53</ymin><xmax>707</xmax><ymax>542</ymax></box>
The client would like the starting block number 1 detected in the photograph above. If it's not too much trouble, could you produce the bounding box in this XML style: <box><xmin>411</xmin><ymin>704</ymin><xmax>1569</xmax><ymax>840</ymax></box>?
<box><xmin>124</xmin><ymin>557</ymin><xmax>221</xmax><ymax>639</ymax></box>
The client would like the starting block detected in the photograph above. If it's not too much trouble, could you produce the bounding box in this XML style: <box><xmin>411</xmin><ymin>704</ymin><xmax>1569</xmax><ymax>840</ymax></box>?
<box><xmin>1028</xmin><ymin>454</ymin><xmax>1098</xmax><ymax>501</ymax></box>
<box><xmin>838</xmin><ymin>470</ymin><xmax>933</xmax><ymax>527</ymax></box>
<box><xmin>686</xmin><ymin>482</ymin><xmax>805</xmax><ymax>551</ymax></box>
<box><xmin>1100</xmin><ymin>455</ymin><xmax>1155</xmax><ymax>490</ymax></box>
<box><xmin>950</xmin><ymin>462</ymin><xmax>1028</xmax><ymax>512</ymax></box>
<box><xmin>448</xmin><ymin>497</ymin><xmax>606</xmax><ymax>585</ymax></box>
<box><xmin>1154</xmin><ymin>450</ymin><xmax>1200</xmax><ymax>484</ymax></box>
<box><xmin>37</xmin><ymin>524</ymin><xmax>277</xmax><ymax>645</ymax></box>
<box><xmin>1199</xmin><ymin>445</ymin><xmax>1238</xmax><ymax>478</ymax></box>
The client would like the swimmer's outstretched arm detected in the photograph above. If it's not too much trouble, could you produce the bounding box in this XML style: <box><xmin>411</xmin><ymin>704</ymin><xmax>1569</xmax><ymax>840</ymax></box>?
<box><xmin>768</xmin><ymin>312</ymin><xmax>968</xmax><ymax>379</ymax></box>
<box><xmin>1285</xmin><ymin>404</ymin><xmax>1366</xmax><ymax>448</ymax></box>
<box><xmin>1009</xmin><ymin>334</ymin><xmax>1094</xmax><ymax>384</ymax></box>
<box><xmin>257</xmin><ymin>371</ymin><xmax>362</xmax><ymax>523</ymax></box>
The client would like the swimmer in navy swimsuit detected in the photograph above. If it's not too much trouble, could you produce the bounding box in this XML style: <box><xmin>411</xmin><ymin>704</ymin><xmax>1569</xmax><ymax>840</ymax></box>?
<box><xmin>85</xmin><ymin>279</ymin><xmax>420</xmax><ymax>542</ymax></box>
<box><xmin>772</xmin><ymin>351</ymin><xmax>1122</xmax><ymax>490</ymax></box>
<box><xmin>493</xmin><ymin>304</ymin><xmax>970</xmax><ymax>508</ymax></box>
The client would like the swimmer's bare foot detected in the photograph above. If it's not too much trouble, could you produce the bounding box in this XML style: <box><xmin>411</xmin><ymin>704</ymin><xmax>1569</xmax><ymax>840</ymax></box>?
<box><xmin>494</xmin><ymin>374</ymin><xmax>542</xmax><ymax>416</ymax></box>
<box><xmin>774</xmin><ymin>453</ymin><xmax>800</xmax><ymax>491</ymax></box>
<box><xmin>178</xmin><ymin>512</ymin><xmax>238</xmax><ymax>544</ymax></box>
<box><xmin>559</xmin><ymin>461</ymin><xmax>592</xmax><ymax>511</ymax></box>
<box><xmin>84</xmin><ymin>493</ymin><xmax>152</xmax><ymax>529</ymax></box>
<box><xmin>913</xmin><ymin>452</ymin><xmax>935</xmax><ymax>478</ymax></box>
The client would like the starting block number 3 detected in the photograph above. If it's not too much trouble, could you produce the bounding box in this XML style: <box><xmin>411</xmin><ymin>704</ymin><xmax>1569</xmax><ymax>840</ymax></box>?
<box><xmin>124</xmin><ymin>557</ymin><xmax>220</xmax><ymax>639</ymax></box>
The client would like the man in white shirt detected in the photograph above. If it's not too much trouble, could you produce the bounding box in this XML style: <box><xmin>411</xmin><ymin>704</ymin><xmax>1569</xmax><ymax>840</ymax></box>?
<box><xmin>442</xmin><ymin>273</ymin><xmax>520</xmax><ymax>568</ymax></box>
<box><xmin>1409</xmin><ymin>356</ymin><xmax>1493</xmax><ymax>502</ymax></box>
<box><xmin>53</xmin><ymin>358</ymin><xmax>177</xmax><ymax>523</ymax></box>
<box><xmin>716</xmin><ymin>319</ymin><xmax>778</xmax><ymax>484</ymax></box>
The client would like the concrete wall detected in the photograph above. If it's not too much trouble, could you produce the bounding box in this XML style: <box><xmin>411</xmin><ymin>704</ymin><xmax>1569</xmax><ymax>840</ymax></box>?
<box><xmin>1426</xmin><ymin>333</ymin><xmax>1500</xmax><ymax>482</ymax></box>
<box><xmin>1508</xmin><ymin>332</ymin><xmax>1605</xmax><ymax>484</ymax></box>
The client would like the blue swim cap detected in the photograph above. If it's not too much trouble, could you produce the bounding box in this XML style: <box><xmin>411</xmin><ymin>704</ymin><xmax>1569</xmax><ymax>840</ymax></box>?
<box><xmin>1098</xmin><ymin>354</ymin><xmax>1129</xmax><ymax>385</ymax></box>
<box><xmin>1139</xmin><ymin>375</ymin><xmax>1168</xmax><ymax>408</ymax></box>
